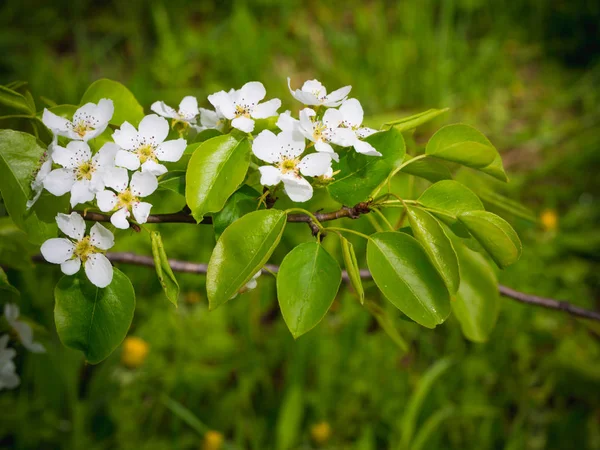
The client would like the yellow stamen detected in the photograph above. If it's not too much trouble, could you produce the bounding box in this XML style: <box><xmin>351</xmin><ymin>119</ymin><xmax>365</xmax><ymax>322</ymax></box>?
<box><xmin>235</xmin><ymin>105</ymin><xmax>251</xmax><ymax>118</ymax></box>
<box><xmin>278</xmin><ymin>157</ymin><xmax>300</xmax><ymax>175</ymax></box>
<box><xmin>117</xmin><ymin>189</ymin><xmax>138</xmax><ymax>209</ymax></box>
<box><xmin>136</xmin><ymin>144</ymin><xmax>156</xmax><ymax>164</ymax></box>
<box><xmin>74</xmin><ymin>236</ymin><xmax>97</xmax><ymax>262</ymax></box>
<box><xmin>73</xmin><ymin>120</ymin><xmax>93</xmax><ymax>137</ymax></box>
<box><xmin>76</xmin><ymin>161</ymin><xmax>96</xmax><ymax>181</ymax></box>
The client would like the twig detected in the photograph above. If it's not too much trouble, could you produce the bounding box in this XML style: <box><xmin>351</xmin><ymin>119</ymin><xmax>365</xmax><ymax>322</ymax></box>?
<box><xmin>32</xmin><ymin>252</ymin><xmax>600</xmax><ymax>322</ymax></box>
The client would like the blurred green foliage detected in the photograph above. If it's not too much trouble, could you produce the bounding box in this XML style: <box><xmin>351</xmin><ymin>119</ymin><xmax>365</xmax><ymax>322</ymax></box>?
<box><xmin>1</xmin><ymin>0</ymin><xmax>599</xmax><ymax>449</ymax></box>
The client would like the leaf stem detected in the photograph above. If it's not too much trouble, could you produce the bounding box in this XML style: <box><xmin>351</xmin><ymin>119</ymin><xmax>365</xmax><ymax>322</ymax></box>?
<box><xmin>325</xmin><ymin>227</ymin><xmax>371</xmax><ymax>240</ymax></box>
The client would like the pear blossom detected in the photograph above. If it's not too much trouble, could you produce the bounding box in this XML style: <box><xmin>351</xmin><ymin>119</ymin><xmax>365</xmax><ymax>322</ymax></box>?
<box><xmin>96</xmin><ymin>169</ymin><xmax>158</xmax><ymax>229</ymax></box>
<box><xmin>339</xmin><ymin>99</ymin><xmax>381</xmax><ymax>156</ymax></box>
<box><xmin>195</xmin><ymin>108</ymin><xmax>226</xmax><ymax>132</ymax></box>
<box><xmin>208</xmin><ymin>82</ymin><xmax>281</xmax><ymax>133</ymax></box>
<box><xmin>112</xmin><ymin>114</ymin><xmax>186</xmax><ymax>176</ymax></box>
<box><xmin>297</xmin><ymin>108</ymin><xmax>355</xmax><ymax>162</ymax></box>
<box><xmin>42</xmin><ymin>99</ymin><xmax>114</xmax><ymax>141</ymax></box>
<box><xmin>42</xmin><ymin>141</ymin><xmax>118</xmax><ymax>207</ymax></box>
<box><xmin>0</xmin><ymin>335</ymin><xmax>19</xmax><ymax>391</ymax></box>
<box><xmin>252</xmin><ymin>129</ymin><xmax>332</xmax><ymax>202</ymax></box>
<box><xmin>287</xmin><ymin>78</ymin><xmax>351</xmax><ymax>107</ymax></box>
<box><xmin>3</xmin><ymin>304</ymin><xmax>45</xmax><ymax>353</ymax></box>
<box><xmin>26</xmin><ymin>138</ymin><xmax>56</xmax><ymax>209</ymax></box>
<box><xmin>151</xmin><ymin>96</ymin><xmax>199</xmax><ymax>124</ymax></box>
<box><xmin>40</xmin><ymin>212</ymin><xmax>115</xmax><ymax>288</ymax></box>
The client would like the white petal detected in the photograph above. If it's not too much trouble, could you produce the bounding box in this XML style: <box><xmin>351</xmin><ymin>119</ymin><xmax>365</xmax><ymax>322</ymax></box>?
<box><xmin>70</xmin><ymin>180</ymin><xmax>95</xmax><ymax>207</ymax></box>
<box><xmin>322</xmin><ymin>108</ymin><xmax>343</xmax><ymax>128</ymax></box>
<box><xmin>61</xmin><ymin>258</ymin><xmax>81</xmax><ymax>276</ymax></box>
<box><xmin>56</xmin><ymin>212</ymin><xmax>86</xmax><ymax>240</ymax></box>
<box><xmin>357</xmin><ymin>127</ymin><xmax>377</xmax><ymax>138</ymax></box>
<box><xmin>42</xmin><ymin>109</ymin><xmax>71</xmax><ymax>135</ymax></box>
<box><xmin>237</xmin><ymin>81</ymin><xmax>266</xmax><ymax>105</ymax></box>
<box><xmin>339</xmin><ymin>98</ymin><xmax>363</xmax><ymax>128</ymax></box>
<box><xmin>282</xmin><ymin>174</ymin><xmax>313</xmax><ymax>202</ymax></box>
<box><xmin>93</xmin><ymin>142</ymin><xmax>119</xmax><ymax>168</ymax></box>
<box><xmin>301</xmin><ymin>79</ymin><xmax>327</xmax><ymax>98</ymax></box>
<box><xmin>51</xmin><ymin>145</ymin><xmax>78</xmax><ymax>169</ymax></box>
<box><xmin>251</xmin><ymin>98</ymin><xmax>281</xmax><ymax>119</ymax></box>
<box><xmin>96</xmin><ymin>99</ymin><xmax>114</xmax><ymax>123</ymax></box>
<box><xmin>130</xmin><ymin>171</ymin><xmax>158</xmax><ymax>197</ymax></box>
<box><xmin>132</xmin><ymin>201</ymin><xmax>152</xmax><ymax>224</ymax></box>
<box><xmin>330</xmin><ymin>127</ymin><xmax>357</xmax><ymax>147</ymax></box>
<box><xmin>252</xmin><ymin>130</ymin><xmax>282</xmax><ymax>163</ymax></box>
<box><xmin>6</xmin><ymin>307</ymin><xmax>45</xmax><ymax>353</ymax></box>
<box><xmin>178</xmin><ymin>96</ymin><xmax>199</xmax><ymax>121</ymax></box>
<box><xmin>314</xmin><ymin>141</ymin><xmax>339</xmax><ymax>162</ymax></box>
<box><xmin>103</xmin><ymin>167</ymin><xmax>129</xmax><ymax>192</ymax></box>
<box><xmin>276</xmin><ymin>111</ymin><xmax>299</xmax><ymax>133</ymax></box>
<box><xmin>199</xmin><ymin>108</ymin><xmax>220</xmax><ymax>129</ymax></box>
<box><xmin>299</xmin><ymin>108</ymin><xmax>316</xmax><ymax>136</ymax></box>
<box><xmin>90</xmin><ymin>223</ymin><xmax>114</xmax><ymax>250</ymax></box>
<box><xmin>231</xmin><ymin>116</ymin><xmax>255</xmax><ymax>133</ymax></box>
<box><xmin>112</xmin><ymin>122</ymin><xmax>139</xmax><ymax>150</ymax></box>
<box><xmin>138</xmin><ymin>114</ymin><xmax>169</xmax><ymax>145</ymax></box>
<box><xmin>258</xmin><ymin>166</ymin><xmax>282</xmax><ymax>186</ymax></box>
<box><xmin>277</xmin><ymin>131</ymin><xmax>305</xmax><ymax>159</ymax></box>
<box><xmin>150</xmin><ymin>101</ymin><xmax>177</xmax><ymax>119</ymax></box>
<box><xmin>141</xmin><ymin>160</ymin><xmax>168</xmax><ymax>176</ymax></box>
<box><xmin>40</xmin><ymin>238</ymin><xmax>75</xmax><ymax>264</ymax></box>
<box><xmin>96</xmin><ymin>190</ymin><xmax>118</xmax><ymax>212</ymax></box>
<box><xmin>354</xmin><ymin>139</ymin><xmax>382</xmax><ymax>157</ymax></box>
<box><xmin>155</xmin><ymin>139</ymin><xmax>186</xmax><ymax>162</ymax></box>
<box><xmin>115</xmin><ymin>150</ymin><xmax>141</xmax><ymax>171</ymax></box>
<box><xmin>43</xmin><ymin>169</ymin><xmax>76</xmax><ymax>196</ymax></box>
<box><xmin>323</xmin><ymin>85</ymin><xmax>352</xmax><ymax>107</ymax></box>
<box><xmin>208</xmin><ymin>90</ymin><xmax>235</xmax><ymax>119</ymax></box>
<box><xmin>3</xmin><ymin>303</ymin><xmax>18</xmax><ymax>322</ymax></box>
<box><xmin>68</xmin><ymin>140</ymin><xmax>92</xmax><ymax>165</ymax></box>
<box><xmin>73</xmin><ymin>102</ymin><xmax>110</xmax><ymax>141</ymax></box>
<box><xmin>299</xmin><ymin>153</ymin><xmax>332</xmax><ymax>177</ymax></box>
<box><xmin>110</xmin><ymin>207</ymin><xmax>131</xmax><ymax>229</ymax></box>
<box><xmin>287</xmin><ymin>78</ymin><xmax>320</xmax><ymax>105</ymax></box>
<box><xmin>84</xmin><ymin>253</ymin><xmax>113</xmax><ymax>288</ymax></box>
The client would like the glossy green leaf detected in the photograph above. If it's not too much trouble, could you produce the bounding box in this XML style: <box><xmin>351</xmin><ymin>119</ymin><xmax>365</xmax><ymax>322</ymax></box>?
<box><xmin>385</xmin><ymin>108</ymin><xmax>449</xmax><ymax>131</ymax></box>
<box><xmin>367</xmin><ymin>232</ymin><xmax>450</xmax><ymax>328</ymax></box>
<box><xmin>277</xmin><ymin>242</ymin><xmax>341</xmax><ymax>338</ymax></box>
<box><xmin>0</xmin><ymin>130</ymin><xmax>57</xmax><ymax>243</ymax></box>
<box><xmin>212</xmin><ymin>185</ymin><xmax>261</xmax><ymax>239</ymax></box>
<box><xmin>426</xmin><ymin>124</ymin><xmax>497</xmax><ymax>168</ymax></box>
<box><xmin>340</xmin><ymin>236</ymin><xmax>364</xmax><ymax>304</ymax></box>
<box><xmin>477</xmin><ymin>189</ymin><xmax>537</xmax><ymax>223</ymax></box>
<box><xmin>186</xmin><ymin>134</ymin><xmax>251</xmax><ymax>222</ymax></box>
<box><xmin>364</xmin><ymin>300</ymin><xmax>408</xmax><ymax>351</ymax></box>
<box><xmin>400</xmin><ymin>155</ymin><xmax>452</xmax><ymax>183</ymax></box>
<box><xmin>406</xmin><ymin>207</ymin><xmax>460</xmax><ymax>294</ymax></box>
<box><xmin>479</xmin><ymin>152</ymin><xmax>508</xmax><ymax>182</ymax></box>
<box><xmin>158</xmin><ymin>171</ymin><xmax>185</xmax><ymax>196</ymax></box>
<box><xmin>0</xmin><ymin>267</ymin><xmax>19</xmax><ymax>295</ymax></box>
<box><xmin>328</xmin><ymin>128</ymin><xmax>405</xmax><ymax>205</ymax></box>
<box><xmin>150</xmin><ymin>231</ymin><xmax>179</xmax><ymax>306</ymax></box>
<box><xmin>0</xmin><ymin>218</ymin><xmax>36</xmax><ymax>270</ymax></box>
<box><xmin>193</xmin><ymin>128</ymin><xmax>222</xmax><ymax>143</ymax></box>
<box><xmin>207</xmin><ymin>209</ymin><xmax>286</xmax><ymax>310</ymax></box>
<box><xmin>458</xmin><ymin>210</ymin><xmax>522</xmax><ymax>269</ymax></box>
<box><xmin>54</xmin><ymin>268</ymin><xmax>136</xmax><ymax>364</ymax></box>
<box><xmin>80</xmin><ymin>79</ymin><xmax>144</xmax><ymax>126</ymax></box>
<box><xmin>0</xmin><ymin>85</ymin><xmax>34</xmax><ymax>115</ymax></box>
<box><xmin>452</xmin><ymin>242</ymin><xmax>500</xmax><ymax>342</ymax></box>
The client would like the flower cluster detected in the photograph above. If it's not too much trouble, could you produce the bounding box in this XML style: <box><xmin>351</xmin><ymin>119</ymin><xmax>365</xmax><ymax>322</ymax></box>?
<box><xmin>32</xmin><ymin>78</ymin><xmax>377</xmax><ymax>287</ymax></box>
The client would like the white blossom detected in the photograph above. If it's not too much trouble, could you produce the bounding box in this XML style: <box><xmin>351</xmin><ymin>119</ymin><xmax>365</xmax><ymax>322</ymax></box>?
<box><xmin>3</xmin><ymin>304</ymin><xmax>45</xmax><ymax>353</ymax></box>
<box><xmin>112</xmin><ymin>114</ymin><xmax>186</xmax><ymax>176</ymax></box>
<box><xmin>231</xmin><ymin>270</ymin><xmax>262</xmax><ymax>299</ymax></box>
<box><xmin>208</xmin><ymin>82</ymin><xmax>281</xmax><ymax>133</ymax></box>
<box><xmin>40</xmin><ymin>212</ymin><xmax>115</xmax><ymax>288</ymax></box>
<box><xmin>42</xmin><ymin>99</ymin><xmax>114</xmax><ymax>141</ymax></box>
<box><xmin>27</xmin><ymin>138</ymin><xmax>56</xmax><ymax>209</ymax></box>
<box><xmin>0</xmin><ymin>335</ymin><xmax>19</xmax><ymax>391</ymax></box>
<box><xmin>151</xmin><ymin>96</ymin><xmax>199</xmax><ymax>123</ymax></box>
<box><xmin>252</xmin><ymin>129</ymin><xmax>332</xmax><ymax>202</ymax></box>
<box><xmin>96</xmin><ymin>169</ymin><xmax>158</xmax><ymax>229</ymax></box>
<box><xmin>42</xmin><ymin>141</ymin><xmax>118</xmax><ymax>207</ymax></box>
<box><xmin>297</xmin><ymin>108</ymin><xmax>355</xmax><ymax>162</ymax></box>
<box><xmin>287</xmin><ymin>78</ymin><xmax>351</xmax><ymax>107</ymax></box>
<box><xmin>339</xmin><ymin>99</ymin><xmax>381</xmax><ymax>156</ymax></box>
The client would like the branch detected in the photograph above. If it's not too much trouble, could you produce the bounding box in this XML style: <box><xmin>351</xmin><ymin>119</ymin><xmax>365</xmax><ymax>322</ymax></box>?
<box><xmin>34</xmin><ymin>252</ymin><xmax>600</xmax><ymax>322</ymax></box>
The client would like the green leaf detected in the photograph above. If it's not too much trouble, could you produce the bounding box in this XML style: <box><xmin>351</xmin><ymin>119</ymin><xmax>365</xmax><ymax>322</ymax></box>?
<box><xmin>186</xmin><ymin>134</ymin><xmax>251</xmax><ymax>222</ymax></box>
<box><xmin>426</xmin><ymin>124</ymin><xmax>497</xmax><ymax>169</ymax></box>
<box><xmin>406</xmin><ymin>207</ymin><xmax>460</xmax><ymax>294</ymax></box>
<box><xmin>276</xmin><ymin>384</ymin><xmax>304</xmax><ymax>450</ymax></box>
<box><xmin>364</xmin><ymin>300</ymin><xmax>408</xmax><ymax>351</ymax></box>
<box><xmin>0</xmin><ymin>267</ymin><xmax>19</xmax><ymax>295</ymax></box>
<box><xmin>54</xmin><ymin>268</ymin><xmax>136</xmax><ymax>364</ymax></box>
<box><xmin>477</xmin><ymin>189</ymin><xmax>537</xmax><ymax>223</ymax></box>
<box><xmin>328</xmin><ymin>128</ymin><xmax>405</xmax><ymax>205</ymax></box>
<box><xmin>0</xmin><ymin>85</ymin><xmax>35</xmax><ymax>115</ymax></box>
<box><xmin>400</xmin><ymin>155</ymin><xmax>452</xmax><ymax>183</ymax></box>
<box><xmin>193</xmin><ymin>128</ymin><xmax>223</xmax><ymax>143</ymax></box>
<box><xmin>158</xmin><ymin>171</ymin><xmax>185</xmax><ymax>196</ymax></box>
<box><xmin>0</xmin><ymin>218</ymin><xmax>36</xmax><ymax>270</ymax></box>
<box><xmin>457</xmin><ymin>210</ymin><xmax>522</xmax><ymax>269</ymax></box>
<box><xmin>0</xmin><ymin>130</ymin><xmax>57</xmax><ymax>243</ymax></box>
<box><xmin>150</xmin><ymin>231</ymin><xmax>179</xmax><ymax>306</ymax></box>
<box><xmin>340</xmin><ymin>236</ymin><xmax>364</xmax><ymax>304</ymax></box>
<box><xmin>80</xmin><ymin>79</ymin><xmax>144</xmax><ymax>126</ymax></box>
<box><xmin>367</xmin><ymin>232</ymin><xmax>450</xmax><ymax>328</ymax></box>
<box><xmin>207</xmin><ymin>209</ymin><xmax>286</xmax><ymax>310</ymax></box>
<box><xmin>277</xmin><ymin>242</ymin><xmax>342</xmax><ymax>338</ymax></box>
<box><xmin>452</xmin><ymin>242</ymin><xmax>499</xmax><ymax>342</ymax></box>
<box><xmin>212</xmin><ymin>185</ymin><xmax>261</xmax><ymax>240</ymax></box>
<box><xmin>384</xmin><ymin>108</ymin><xmax>449</xmax><ymax>131</ymax></box>
<box><xmin>479</xmin><ymin>152</ymin><xmax>508</xmax><ymax>182</ymax></box>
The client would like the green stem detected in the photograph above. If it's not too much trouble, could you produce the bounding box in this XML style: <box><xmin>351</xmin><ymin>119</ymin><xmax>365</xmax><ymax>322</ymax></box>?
<box><xmin>326</xmin><ymin>226</ymin><xmax>370</xmax><ymax>240</ymax></box>
<box><xmin>371</xmin><ymin>207</ymin><xmax>396</xmax><ymax>231</ymax></box>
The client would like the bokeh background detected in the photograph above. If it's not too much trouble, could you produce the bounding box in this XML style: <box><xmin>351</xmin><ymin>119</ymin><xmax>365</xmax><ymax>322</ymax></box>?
<box><xmin>1</xmin><ymin>1</ymin><xmax>600</xmax><ymax>449</ymax></box>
